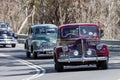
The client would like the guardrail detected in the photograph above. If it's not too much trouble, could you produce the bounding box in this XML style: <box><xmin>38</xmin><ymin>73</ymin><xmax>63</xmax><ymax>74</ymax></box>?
<box><xmin>17</xmin><ymin>34</ymin><xmax>120</xmax><ymax>51</ymax></box>
<box><xmin>17</xmin><ymin>34</ymin><xmax>27</xmax><ymax>43</ymax></box>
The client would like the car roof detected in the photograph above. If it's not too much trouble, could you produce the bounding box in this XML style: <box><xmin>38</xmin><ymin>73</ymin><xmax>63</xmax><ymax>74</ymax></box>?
<box><xmin>31</xmin><ymin>24</ymin><xmax>58</xmax><ymax>29</ymax></box>
<box><xmin>59</xmin><ymin>23</ymin><xmax>99</xmax><ymax>28</ymax></box>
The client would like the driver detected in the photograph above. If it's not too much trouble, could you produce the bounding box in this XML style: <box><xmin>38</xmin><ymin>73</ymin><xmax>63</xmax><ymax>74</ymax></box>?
<box><xmin>64</xmin><ymin>30</ymin><xmax>70</xmax><ymax>37</ymax></box>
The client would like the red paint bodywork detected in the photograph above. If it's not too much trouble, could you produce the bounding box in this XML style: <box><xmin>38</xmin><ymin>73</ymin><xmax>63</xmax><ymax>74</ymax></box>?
<box><xmin>54</xmin><ymin>23</ymin><xmax>109</xmax><ymax>71</ymax></box>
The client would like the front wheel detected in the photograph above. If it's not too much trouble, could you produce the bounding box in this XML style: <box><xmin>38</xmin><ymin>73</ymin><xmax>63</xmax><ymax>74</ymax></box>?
<box><xmin>101</xmin><ymin>60</ymin><xmax>108</xmax><ymax>69</ymax></box>
<box><xmin>12</xmin><ymin>44</ymin><xmax>16</xmax><ymax>48</ymax></box>
<box><xmin>96</xmin><ymin>60</ymin><xmax>108</xmax><ymax>69</ymax></box>
<box><xmin>55</xmin><ymin>62</ymin><xmax>64</xmax><ymax>72</ymax></box>
<box><xmin>32</xmin><ymin>52</ymin><xmax>38</xmax><ymax>59</ymax></box>
<box><xmin>3</xmin><ymin>44</ymin><xmax>6</xmax><ymax>47</ymax></box>
<box><xmin>26</xmin><ymin>51</ymin><xmax>31</xmax><ymax>58</ymax></box>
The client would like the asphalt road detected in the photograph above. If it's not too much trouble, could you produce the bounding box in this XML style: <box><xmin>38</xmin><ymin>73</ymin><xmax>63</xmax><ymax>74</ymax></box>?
<box><xmin>0</xmin><ymin>44</ymin><xmax>120</xmax><ymax>80</ymax></box>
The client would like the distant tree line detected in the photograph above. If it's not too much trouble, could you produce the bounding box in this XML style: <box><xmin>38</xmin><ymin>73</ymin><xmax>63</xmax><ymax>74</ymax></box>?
<box><xmin>0</xmin><ymin>0</ymin><xmax>120</xmax><ymax>39</ymax></box>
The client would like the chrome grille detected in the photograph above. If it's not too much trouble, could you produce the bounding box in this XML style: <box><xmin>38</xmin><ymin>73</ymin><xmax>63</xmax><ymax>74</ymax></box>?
<box><xmin>40</xmin><ymin>42</ymin><xmax>56</xmax><ymax>49</ymax></box>
<box><xmin>76</xmin><ymin>39</ymin><xmax>96</xmax><ymax>57</ymax></box>
<box><xmin>76</xmin><ymin>44</ymin><xmax>82</xmax><ymax>57</ymax></box>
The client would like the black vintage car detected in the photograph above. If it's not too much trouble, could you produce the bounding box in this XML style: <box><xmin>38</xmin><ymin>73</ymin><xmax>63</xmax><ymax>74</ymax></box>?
<box><xmin>0</xmin><ymin>30</ymin><xmax>18</xmax><ymax>47</ymax></box>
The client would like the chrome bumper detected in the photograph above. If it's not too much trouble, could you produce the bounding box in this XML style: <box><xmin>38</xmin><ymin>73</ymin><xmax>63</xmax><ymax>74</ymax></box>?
<box><xmin>33</xmin><ymin>48</ymin><xmax>54</xmax><ymax>52</ymax></box>
<box><xmin>0</xmin><ymin>39</ymin><xmax>18</xmax><ymax>45</ymax></box>
<box><xmin>58</xmin><ymin>57</ymin><xmax>108</xmax><ymax>62</ymax></box>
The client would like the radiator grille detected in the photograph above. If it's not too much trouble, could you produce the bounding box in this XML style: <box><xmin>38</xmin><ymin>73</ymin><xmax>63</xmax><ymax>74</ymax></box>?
<box><xmin>76</xmin><ymin>39</ymin><xmax>96</xmax><ymax>57</ymax></box>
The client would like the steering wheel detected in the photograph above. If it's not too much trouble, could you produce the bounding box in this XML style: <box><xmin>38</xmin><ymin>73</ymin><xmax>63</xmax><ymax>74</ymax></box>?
<box><xmin>65</xmin><ymin>33</ymin><xmax>76</xmax><ymax>38</ymax></box>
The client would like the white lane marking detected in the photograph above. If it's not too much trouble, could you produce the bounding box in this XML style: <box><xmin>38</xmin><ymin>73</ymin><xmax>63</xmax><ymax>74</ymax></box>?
<box><xmin>18</xmin><ymin>59</ymin><xmax>46</xmax><ymax>80</ymax></box>
<box><xmin>0</xmin><ymin>53</ymin><xmax>46</xmax><ymax>80</ymax></box>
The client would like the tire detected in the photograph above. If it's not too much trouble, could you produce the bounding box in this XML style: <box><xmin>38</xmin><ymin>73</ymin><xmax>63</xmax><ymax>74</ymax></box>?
<box><xmin>32</xmin><ymin>52</ymin><xmax>38</xmax><ymax>59</ymax></box>
<box><xmin>26</xmin><ymin>51</ymin><xmax>31</xmax><ymax>58</ymax></box>
<box><xmin>96</xmin><ymin>62</ymin><xmax>101</xmax><ymax>69</ymax></box>
<box><xmin>24</xmin><ymin>44</ymin><xmax>26</xmax><ymax>49</ymax></box>
<box><xmin>12</xmin><ymin>44</ymin><xmax>16</xmax><ymax>48</ymax></box>
<box><xmin>3</xmin><ymin>44</ymin><xmax>6</xmax><ymax>47</ymax></box>
<box><xmin>55</xmin><ymin>62</ymin><xmax>64</xmax><ymax>72</ymax></box>
<box><xmin>101</xmin><ymin>60</ymin><xmax>108</xmax><ymax>69</ymax></box>
<box><xmin>96</xmin><ymin>60</ymin><xmax>108</xmax><ymax>69</ymax></box>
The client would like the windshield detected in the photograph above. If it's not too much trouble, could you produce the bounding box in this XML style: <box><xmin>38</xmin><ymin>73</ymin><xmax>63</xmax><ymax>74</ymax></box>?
<box><xmin>79</xmin><ymin>26</ymin><xmax>98</xmax><ymax>36</ymax></box>
<box><xmin>0</xmin><ymin>23</ymin><xmax>10</xmax><ymax>31</ymax></box>
<box><xmin>0</xmin><ymin>24</ymin><xmax>7</xmax><ymax>28</ymax></box>
<box><xmin>34</xmin><ymin>27</ymin><xmax>57</xmax><ymax>36</ymax></box>
<box><xmin>35</xmin><ymin>28</ymin><xmax>57</xmax><ymax>35</ymax></box>
<box><xmin>62</xmin><ymin>27</ymin><xmax>79</xmax><ymax>38</ymax></box>
<box><xmin>62</xmin><ymin>26</ymin><xmax>98</xmax><ymax>38</ymax></box>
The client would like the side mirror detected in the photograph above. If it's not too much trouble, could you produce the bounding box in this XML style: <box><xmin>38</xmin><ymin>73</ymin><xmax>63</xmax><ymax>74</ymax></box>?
<box><xmin>99</xmin><ymin>29</ymin><xmax>104</xmax><ymax>37</ymax></box>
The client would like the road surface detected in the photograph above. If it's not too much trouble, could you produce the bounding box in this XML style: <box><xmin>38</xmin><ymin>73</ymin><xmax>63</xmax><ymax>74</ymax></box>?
<box><xmin>0</xmin><ymin>44</ymin><xmax>120</xmax><ymax>80</ymax></box>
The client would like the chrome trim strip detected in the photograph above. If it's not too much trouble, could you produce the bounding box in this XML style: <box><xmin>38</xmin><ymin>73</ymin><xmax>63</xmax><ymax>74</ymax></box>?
<box><xmin>33</xmin><ymin>48</ymin><xmax>54</xmax><ymax>52</ymax></box>
<box><xmin>58</xmin><ymin>57</ymin><xmax>108</xmax><ymax>62</ymax></box>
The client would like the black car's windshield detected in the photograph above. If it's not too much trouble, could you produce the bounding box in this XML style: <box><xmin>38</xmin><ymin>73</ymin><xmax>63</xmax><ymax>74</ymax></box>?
<box><xmin>0</xmin><ymin>24</ymin><xmax>6</xmax><ymax>28</ymax></box>
<box><xmin>0</xmin><ymin>23</ymin><xmax>9</xmax><ymax>29</ymax></box>
<box><xmin>62</xmin><ymin>26</ymin><xmax>98</xmax><ymax>38</ymax></box>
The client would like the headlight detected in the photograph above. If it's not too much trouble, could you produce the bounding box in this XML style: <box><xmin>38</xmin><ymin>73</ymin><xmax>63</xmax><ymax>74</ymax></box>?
<box><xmin>73</xmin><ymin>50</ymin><xmax>79</xmax><ymax>56</ymax></box>
<box><xmin>36</xmin><ymin>42</ymin><xmax>41</xmax><ymax>47</ymax></box>
<box><xmin>87</xmin><ymin>49</ymin><xmax>92</xmax><ymax>55</ymax></box>
<box><xmin>96</xmin><ymin>44</ymin><xmax>103</xmax><ymax>50</ymax></box>
<box><xmin>62</xmin><ymin>45</ymin><xmax>68</xmax><ymax>52</ymax></box>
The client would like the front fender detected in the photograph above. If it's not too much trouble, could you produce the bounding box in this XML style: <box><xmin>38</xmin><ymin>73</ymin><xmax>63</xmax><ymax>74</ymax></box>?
<box><xmin>54</xmin><ymin>46</ymin><xmax>63</xmax><ymax>59</ymax></box>
<box><xmin>32</xmin><ymin>40</ymin><xmax>39</xmax><ymax>50</ymax></box>
<box><xmin>103</xmin><ymin>45</ymin><xmax>109</xmax><ymax>57</ymax></box>
<box><xmin>96</xmin><ymin>43</ymin><xmax>109</xmax><ymax>57</ymax></box>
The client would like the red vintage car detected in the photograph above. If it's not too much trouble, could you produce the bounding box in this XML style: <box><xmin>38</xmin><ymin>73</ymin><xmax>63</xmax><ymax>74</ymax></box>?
<box><xmin>54</xmin><ymin>23</ymin><xmax>109</xmax><ymax>72</ymax></box>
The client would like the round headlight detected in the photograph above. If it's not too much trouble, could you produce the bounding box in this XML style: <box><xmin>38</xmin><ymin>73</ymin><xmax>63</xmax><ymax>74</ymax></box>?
<box><xmin>62</xmin><ymin>45</ymin><xmax>68</xmax><ymax>52</ymax></box>
<box><xmin>87</xmin><ymin>49</ymin><xmax>92</xmax><ymax>55</ymax></box>
<box><xmin>36</xmin><ymin>42</ymin><xmax>41</xmax><ymax>47</ymax></box>
<box><xmin>96</xmin><ymin>44</ymin><xmax>103</xmax><ymax>50</ymax></box>
<box><xmin>74</xmin><ymin>50</ymin><xmax>79</xmax><ymax>56</ymax></box>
